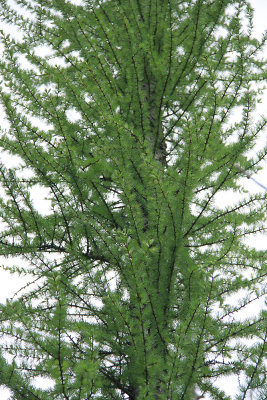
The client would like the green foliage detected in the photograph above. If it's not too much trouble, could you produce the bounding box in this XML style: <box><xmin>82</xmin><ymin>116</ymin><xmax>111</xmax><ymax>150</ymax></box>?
<box><xmin>0</xmin><ymin>0</ymin><xmax>266</xmax><ymax>399</ymax></box>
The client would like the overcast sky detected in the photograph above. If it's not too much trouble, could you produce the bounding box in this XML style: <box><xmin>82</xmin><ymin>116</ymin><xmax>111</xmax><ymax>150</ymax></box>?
<box><xmin>0</xmin><ymin>1</ymin><xmax>266</xmax><ymax>399</ymax></box>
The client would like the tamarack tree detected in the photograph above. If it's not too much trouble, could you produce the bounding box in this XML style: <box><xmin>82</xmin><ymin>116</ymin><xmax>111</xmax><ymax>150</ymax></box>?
<box><xmin>0</xmin><ymin>0</ymin><xmax>266</xmax><ymax>399</ymax></box>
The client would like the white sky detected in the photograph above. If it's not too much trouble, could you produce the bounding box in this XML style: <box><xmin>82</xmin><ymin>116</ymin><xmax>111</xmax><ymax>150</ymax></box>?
<box><xmin>0</xmin><ymin>1</ymin><xmax>266</xmax><ymax>399</ymax></box>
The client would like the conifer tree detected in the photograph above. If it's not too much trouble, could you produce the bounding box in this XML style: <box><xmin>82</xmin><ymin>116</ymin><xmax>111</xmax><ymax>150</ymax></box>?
<box><xmin>0</xmin><ymin>1</ymin><xmax>266</xmax><ymax>399</ymax></box>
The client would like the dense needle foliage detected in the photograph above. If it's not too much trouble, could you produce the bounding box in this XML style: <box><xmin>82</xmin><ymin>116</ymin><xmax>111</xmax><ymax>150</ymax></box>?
<box><xmin>0</xmin><ymin>0</ymin><xmax>266</xmax><ymax>399</ymax></box>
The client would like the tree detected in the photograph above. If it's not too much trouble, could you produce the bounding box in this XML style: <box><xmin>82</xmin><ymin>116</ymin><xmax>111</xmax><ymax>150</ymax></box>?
<box><xmin>0</xmin><ymin>0</ymin><xmax>266</xmax><ymax>399</ymax></box>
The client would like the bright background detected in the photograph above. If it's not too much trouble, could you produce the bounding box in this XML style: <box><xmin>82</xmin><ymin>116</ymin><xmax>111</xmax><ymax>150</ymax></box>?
<box><xmin>0</xmin><ymin>1</ymin><xmax>266</xmax><ymax>398</ymax></box>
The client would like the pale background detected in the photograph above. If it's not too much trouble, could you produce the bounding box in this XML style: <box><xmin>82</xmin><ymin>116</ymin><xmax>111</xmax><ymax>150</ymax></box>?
<box><xmin>0</xmin><ymin>0</ymin><xmax>266</xmax><ymax>398</ymax></box>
